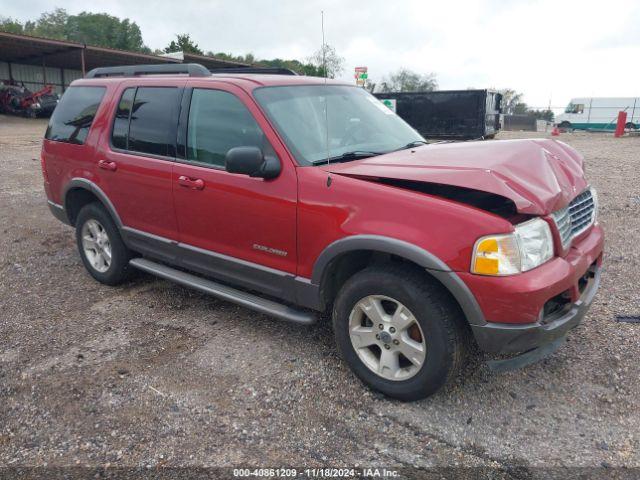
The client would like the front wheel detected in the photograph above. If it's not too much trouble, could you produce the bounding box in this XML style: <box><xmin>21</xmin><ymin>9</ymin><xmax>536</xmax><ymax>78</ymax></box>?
<box><xmin>75</xmin><ymin>202</ymin><xmax>132</xmax><ymax>285</ymax></box>
<box><xmin>332</xmin><ymin>265</ymin><xmax>468</xmax><ymax>401</ymax></box>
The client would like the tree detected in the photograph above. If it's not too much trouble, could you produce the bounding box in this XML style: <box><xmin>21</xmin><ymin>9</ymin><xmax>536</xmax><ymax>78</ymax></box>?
<box><xmin>29</xmin><ymin>8</ymin><xmax>68</xmax><ymax>39</ymax></box>
<box><xmin>207</xmin><ymin>51</ymin><xmax>253</xmax><ymax>64</ymax></box>
<box><xmin>259</xmin><ymin>58</ymin><xmax>323</xmax><ymax>76</ymax></box>
<box><xmin>499</xmin><ymin>89</ymin><xmax>524</xmax><ymax>115</ymax></box>
<box><xmin>207</xmin><ymin>51</ymin><xmax>324</xmax><ymax>76</ymax></box>
<box><xmin>527</xmin><ymin>109</ymin><xmax>554</xmax><ymax>122</ymax></box>
<box><xmin>513</xmin><ymin>102</ymin><xmax>528</xmax><ymax>115</ymax></box>
<box><xmin>164</xmin><ymin>34</ymin><xmax>203</xmax><ymax>55</ymax></box>
<box><xmin>307</xmin><ymin>44</ymin><xmax>345</xmax><ymax>78</ymax></box>
<box><xmin>377</xmin><ymin>68</ymin><xmax>438</xmax><ymax>93</ymax></box>
<box><xmin>65</xmin><ymin>12</ymin><xmax>146</xmax><ymax>51</ymax></box>
<box><xmin>0</xmin><ymin>17</ymin><xmax>27</xmax><ymax>34</ymax></box>
<box><xmin>1</xmin><ymin>8</ymin><xmax>148</xmax><ymax>52</ymax></box>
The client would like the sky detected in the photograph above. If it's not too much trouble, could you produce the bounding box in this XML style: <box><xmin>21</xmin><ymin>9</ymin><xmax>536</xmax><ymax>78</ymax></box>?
<box><xmin>4</xmin><ymin>0</ymin><xmax>640</xmax><ymax>110</ymax></box>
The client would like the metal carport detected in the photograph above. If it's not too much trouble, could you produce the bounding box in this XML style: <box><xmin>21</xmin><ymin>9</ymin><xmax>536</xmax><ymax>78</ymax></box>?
<box><xmin>0</xmin><ymin>31</ymin><xmax>250</xmax><ymax>94</ymax></box>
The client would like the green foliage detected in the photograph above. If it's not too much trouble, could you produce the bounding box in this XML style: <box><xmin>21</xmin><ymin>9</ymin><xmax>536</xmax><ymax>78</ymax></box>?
<box><xmin>260</xmin><ymin>58</ymin><xmax>323</xmax><ymax>76</ymax></box>
<box><xmin>513</xmin><ymin>102</ymin><xmax>528</xmax><ymax>115</ymax></box>
<box><xmin>66</xmin><ymin>12</ymin><xmax>146</xmax><ymax>51</ymax></box>
<box><xmin>528</xmin><ymin>109</ymin><xmax>554</xmax><ymax>122</ymax></box>
<box><xmin>164</xmin><ymin>34</ymin><xmax>203</xmax><ymax>55</ymax></box>
<box><xmin>207</xmin><ymin>52</ymin><xmax>324</xmax><ymax>76</ymax></box>
<box><xmin>30</xmin><ymin>8</ymin><xmax>69</xmax><ymax>39</ymax></box>
<box><xmin>0</xmin><ymin>16</ymin><xmax>28</xmax><ymax>34</ymax></box>
<box><xmin>377</xmin><ymin>68</ymin><xmax>438</xmax><ymax>93</ymax></box>
<box><xmin>0</xmin><ymin>8</ymin><xmax>148</xmax><ymax>52</ymax></box>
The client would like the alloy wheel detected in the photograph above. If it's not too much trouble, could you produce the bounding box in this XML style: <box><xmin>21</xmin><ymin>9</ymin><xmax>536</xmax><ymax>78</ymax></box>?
<box><xmin>348</xmin><ymin>295</ymin><xmax>426</xmax><ymax>381</ymax></box>
<box><xmin>81</xmin><ymin>219</ymin><xmax>112</xmax><ymax>273</ymax></box>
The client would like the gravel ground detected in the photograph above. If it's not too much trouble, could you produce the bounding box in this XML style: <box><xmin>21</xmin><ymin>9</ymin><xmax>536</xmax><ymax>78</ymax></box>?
<box><xmin>0</xmin><ymin>115</ymin><xmax>639</xmax><ymax>477</ymax></box>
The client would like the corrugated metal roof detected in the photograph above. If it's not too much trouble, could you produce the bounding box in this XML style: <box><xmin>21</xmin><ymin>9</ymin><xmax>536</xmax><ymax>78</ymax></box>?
<box><xmin>0</xmin><ymin>31</ymin><xmax>250</xmax><ymax>72</ymax></box>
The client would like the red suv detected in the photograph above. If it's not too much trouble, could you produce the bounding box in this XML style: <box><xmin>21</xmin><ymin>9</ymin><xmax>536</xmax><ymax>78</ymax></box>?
<box><xmin>41</xmin><ymin>64</ymin><xmax>603</xmax><ymax>400</ymax></box>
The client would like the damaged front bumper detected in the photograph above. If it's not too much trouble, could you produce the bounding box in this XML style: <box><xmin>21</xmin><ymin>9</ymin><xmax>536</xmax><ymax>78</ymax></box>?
<box><xmin>472</xmin><ymin>261</ymin><xmax>601</xmax><ymax>371</ymax></box>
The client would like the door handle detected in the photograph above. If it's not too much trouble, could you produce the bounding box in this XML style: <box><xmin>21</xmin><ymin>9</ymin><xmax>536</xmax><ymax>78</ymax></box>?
<box><xmin>98</xmin><ymin>160</ymin><xmax>117</xmax><ymax>171</ymax></box>
<box><xmin>178</xmin><ymin>175</ymin><xmax>205</xmax><ymax>190</ymax></box>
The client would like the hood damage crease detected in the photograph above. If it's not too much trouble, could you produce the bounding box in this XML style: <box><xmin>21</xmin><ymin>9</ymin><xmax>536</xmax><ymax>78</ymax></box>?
<box><xmin>321</xmin><ymin>138</ymin><xmax>587</xmax><ymax>216</ymax></box>
<box><xmin>372</xmin><ymin>178</ymin><xmax>520</xmax><ymax>220</ymax></box>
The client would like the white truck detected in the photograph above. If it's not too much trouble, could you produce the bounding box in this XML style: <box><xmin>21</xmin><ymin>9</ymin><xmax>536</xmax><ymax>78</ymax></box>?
<box><xmin>555</xmin><ymin>97</ymin><xmax>639</xmax><ymax>131</ymax></box>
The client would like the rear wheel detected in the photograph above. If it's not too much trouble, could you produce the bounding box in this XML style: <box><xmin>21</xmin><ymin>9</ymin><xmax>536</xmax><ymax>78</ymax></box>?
<box><xmin>333</xmin><ymin>265</ymin><xmax>468</xmax><ymax>401</ymax></box>
<box><xmin>625</xmin><ymin>122</ymin><xmax>637</xmax><ymax>130</ymax></box>
<box><xmin>75</xmin><ymin>203</ymin><xmax>132</xmax><ymax>285</ymax></box>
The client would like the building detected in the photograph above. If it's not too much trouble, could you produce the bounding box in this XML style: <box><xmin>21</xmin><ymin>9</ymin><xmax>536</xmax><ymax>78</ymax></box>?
<box><xmin>0</xmin><ymin>31</ymin><xmax>250</xmax><ymax>95</ymax></box>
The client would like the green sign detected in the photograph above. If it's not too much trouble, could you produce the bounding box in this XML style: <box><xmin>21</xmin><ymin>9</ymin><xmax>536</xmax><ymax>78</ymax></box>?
<box><xmin>380</xmin><ymin>99</ymin><xmax>397</xmax><ymax>112</ymax></box>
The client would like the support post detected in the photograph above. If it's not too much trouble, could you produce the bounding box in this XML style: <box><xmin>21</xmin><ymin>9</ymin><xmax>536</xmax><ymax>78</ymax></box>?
<box><xmin>80</xmin><ymin>46</ymin><xmax>86</xmax><ymax>76</ymax></box>
<box><xmin>7</xmin><ymin>62</ymin><xmax>13</xmax><ymax>82</ymax></box>
<box><xmin>42</xmin><ymin>56</ymin><xmax>47</xmax><ymax>85</ymax></box>
<box><xmin>60</xmin><ymin>67</ymin><xmax>65</xmax><ymax>93</ymax></box>
<box><xmin>614</xmin><ymin>111</ymin><xmax>627</xmax><ymax>138</ymax></box>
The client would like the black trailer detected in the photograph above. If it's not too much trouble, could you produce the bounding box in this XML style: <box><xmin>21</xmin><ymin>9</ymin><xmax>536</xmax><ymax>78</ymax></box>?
<box><xmin>373</xmin><ymin>89</ymin><xmax>502</xmax><ymax>140</ymax></box>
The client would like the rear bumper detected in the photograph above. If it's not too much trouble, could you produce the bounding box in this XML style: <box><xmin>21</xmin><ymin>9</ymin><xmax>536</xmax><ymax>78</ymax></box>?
<box><xmin>470</xmin><ymin>262</ymin><xmax>600</xmax><ymax>353</ymax></box>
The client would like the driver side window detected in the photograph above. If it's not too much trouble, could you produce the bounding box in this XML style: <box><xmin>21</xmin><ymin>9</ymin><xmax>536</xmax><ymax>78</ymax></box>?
<box><xmin>186</xmin><ymin>89</ymin><xmax>273</xmax><ymax>167</ymax></box>
<box><xmin>565</xmin><ymin>103</ymin><xmax>584</xmax><ymax>114</ymax></box>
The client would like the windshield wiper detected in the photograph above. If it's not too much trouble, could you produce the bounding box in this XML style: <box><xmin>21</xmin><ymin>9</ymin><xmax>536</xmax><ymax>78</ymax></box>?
<box><xmin>311</xmin><ymin>150</ymin><xmax>383</xmax><ymax>165</ymax></box>
<box><xmin>393</xmin><ymin>140</ymin><xmax>428</xmax><ymax>151</ymax></box>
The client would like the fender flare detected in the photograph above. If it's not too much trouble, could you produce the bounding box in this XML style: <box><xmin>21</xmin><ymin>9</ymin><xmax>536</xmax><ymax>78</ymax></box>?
<box><xmin>63</xmin><ymin>178</ymin><xmax>123</xmax><ymax>228</ymax></box>
<box><xmin>311</xmin><ymin>235</ymin><xmax>486</xmax><ymax>326</ymax></box>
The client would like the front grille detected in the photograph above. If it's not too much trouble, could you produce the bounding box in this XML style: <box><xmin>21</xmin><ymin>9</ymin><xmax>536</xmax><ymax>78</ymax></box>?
<box><xmin>552</xmin><ymin>188</ymin><xmax>597</xmax><ymax>249</ymax></box>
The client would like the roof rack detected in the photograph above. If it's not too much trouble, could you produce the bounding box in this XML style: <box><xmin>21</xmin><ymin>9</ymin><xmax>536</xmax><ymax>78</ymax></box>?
<box><xmin>209</xmin><ymin>67</ymin><xmax>298</xmax><ymax>76</ymax></box>
<box><xmin>85</xmin><ymin>63</ymin><xmax>211</xmax><ymax>78</ymax></box>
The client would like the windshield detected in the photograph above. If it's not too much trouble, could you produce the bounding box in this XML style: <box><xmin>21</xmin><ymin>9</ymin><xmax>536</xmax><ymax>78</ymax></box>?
<box><xmin>253</xmin><ymin>85</ymin><xmax>425</xmax><ymax>165</ymax></box>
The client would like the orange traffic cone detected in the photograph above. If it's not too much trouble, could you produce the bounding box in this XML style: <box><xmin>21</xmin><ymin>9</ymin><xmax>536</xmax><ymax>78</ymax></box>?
<box><xmin>551</xmin><ymin>127</ymin><xmax>560</xmax><ymax>136</ymax></box>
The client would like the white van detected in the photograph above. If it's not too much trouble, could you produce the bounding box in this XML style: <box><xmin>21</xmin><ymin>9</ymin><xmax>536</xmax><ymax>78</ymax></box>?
<box><xmin>555</xmin><ymin>97</ymin><xmax>639</xmax><ymax>130</ymax></box>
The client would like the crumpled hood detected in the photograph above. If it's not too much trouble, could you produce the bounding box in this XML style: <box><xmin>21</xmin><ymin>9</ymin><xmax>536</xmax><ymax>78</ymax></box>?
<box><xmin>322</xmin><ymin>138</ymin><xmax>587</xmax><ymax>215</ymax></box>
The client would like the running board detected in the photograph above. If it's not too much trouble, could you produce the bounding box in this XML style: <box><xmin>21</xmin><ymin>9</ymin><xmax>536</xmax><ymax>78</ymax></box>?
<box><xmin>129</xmin><ymin>258</ymin><xmax>316</xmax><ymax>325</ymax></box>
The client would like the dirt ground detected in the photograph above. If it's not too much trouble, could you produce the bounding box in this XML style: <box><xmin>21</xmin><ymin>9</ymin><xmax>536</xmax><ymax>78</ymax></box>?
<box><xmin>0</xmin><ymin>114</ymin><xmax>639</xmax><ymax>476</ymax></box>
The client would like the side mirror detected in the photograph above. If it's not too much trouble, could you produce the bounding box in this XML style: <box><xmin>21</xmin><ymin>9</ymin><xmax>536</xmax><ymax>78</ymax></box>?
<box><xmin>225</xmin><ymin>146</ymin><xmax>280</xmax><ymax>179</ymax></box>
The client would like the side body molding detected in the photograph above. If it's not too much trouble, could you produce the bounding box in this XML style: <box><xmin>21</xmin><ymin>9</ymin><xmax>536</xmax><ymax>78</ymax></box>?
<box><xmin>311</xmin><ymin>235</ymin><xmax>486</xmax><ymax>326</ymax></box>
<box><xmin>58</xmin><ymin>184</ymin><xmax>485</xmax><ymax>326</ymax></box>
<box><xmin>63</xmin><ymin>178</ymin><xmax>123</xmax><ymax>227</ymax></box>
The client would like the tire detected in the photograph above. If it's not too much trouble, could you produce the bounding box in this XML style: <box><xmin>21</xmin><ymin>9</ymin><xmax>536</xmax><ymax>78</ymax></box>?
<box><xmin>558</xmin><ymin>121</ymin><xmax>572</xmax><ymax>131</ymax></box>
<box><xmin>625</xmin><ymin>122</ymin><xmax>637</xmax><ymax>130</ymax></box>
<box><xmin>332</xmin><ymin>264</ymin><xmax>468</xmax><ymax>401</ymax></box>
<box><xmin>75</xmin><ymin>202</ymin><xmax>132</xmax><ymax>286</ymax></box>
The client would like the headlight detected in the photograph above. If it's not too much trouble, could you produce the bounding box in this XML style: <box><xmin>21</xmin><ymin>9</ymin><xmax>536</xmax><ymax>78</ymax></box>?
<box><xmin>472</xmin><ymin>218</ymin><xmax>554</xmax><ymax>276</ymax></box>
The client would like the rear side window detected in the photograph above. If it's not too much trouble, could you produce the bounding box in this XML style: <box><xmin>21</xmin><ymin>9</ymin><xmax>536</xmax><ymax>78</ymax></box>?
<box><xmin>127</xmin><ymin>87</ymin><xmax>179</xmax><ymax>156</ymax></box>
<box><xmin>45</xmin><ymin>86</ymin><xmax>105</xmax><ymax>144</ymax></box>
<box><xmin>111</xmin><ymin>88</ymin><xmax>135</xmax><ymax>150</ymax></box>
